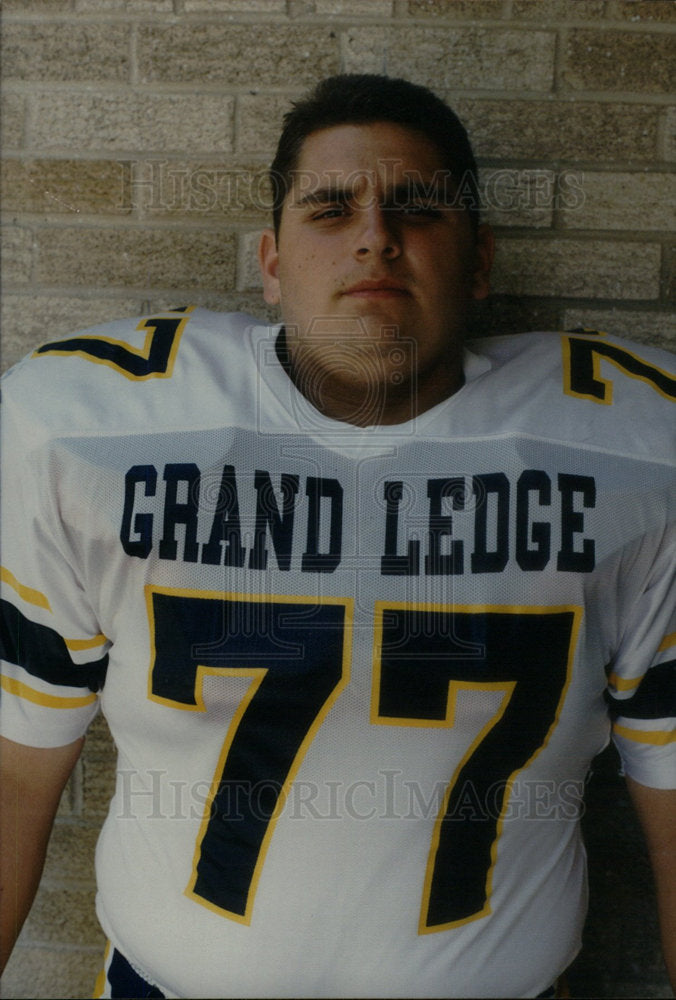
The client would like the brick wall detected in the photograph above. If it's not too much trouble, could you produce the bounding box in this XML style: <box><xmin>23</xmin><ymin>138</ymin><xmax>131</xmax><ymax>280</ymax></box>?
<box><xmin>1</xmin><ymin>1</ymin><xmax>673</xmax><ymax>997</ymax></box>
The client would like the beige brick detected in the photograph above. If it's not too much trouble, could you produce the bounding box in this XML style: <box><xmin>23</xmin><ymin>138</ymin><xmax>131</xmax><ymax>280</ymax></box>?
<box><xmin>512</xmin><ymin>0</ymin><xmax>605</xmax><ymax>18</ymax></box>
<box><xmin>407</xmin><ymin>0</ymin><xmax>504</xmax><ymax>17</ymax></box>
<box><xmin>1</xmin><ymin>0</ymin><xmax>73</xmax><ymax>10</ymax></box>
<box><xmin>344</xmin><ymin>27</ymin><xmax>556</xmax><ymax>91</ymax></box>
<box><xmin>561</xmin><ymin>172</ymin><xmax>675</xmax><ymax>231</ymax></box>
<box><xmin>23</xmin><ymin>885</ymin><xmax>102</xmax><ymax>946</ymax></box>
<box><xmin>340</xmin><ymin>25</ymin><xmax>388</xmax><ymax>74</ymax></box>
<box><xmin>238</xmin><ymin>94</ymin><xmax>296</xmax><ymax>154</ymax></box>
<box><xmin>287</xmin><ymin>0</ymin><xmax>318</xmax><ymax>13</ymax></box>
<box><xmin>562</xmin><ymin>308</ymin><xmax>676</xmax><ymax>350</ymax></box>
<box><xmin>562</xmin><ymin>30</ymin><xmax>674</xmax><ymax>94</ymax></box>
<box><xmin>138</xmin><ymin>25</ymin><xmax>339</xmax><ymax>85</ymax></box>
<box><xmin>1</xmin><ymin>226</ymin><xmax>33</xmax><ymax>285</ymax></box>
<box><xmin>82</xmin><ymin>750</ymin><xmax>116</xmax><ymax>819</ymax></box>
<box><xmin>1</xmin><ymin>294</ymin><xmax>143</xmax><ymax>372</ymax></box>
<box><xmin>0</xmin><ymin>944</ymin><xmax>103</xmax><ymax>1000</ymax></box>
<box><xmin>455</xmin><ymin>99</ymin><xmax>659</xmax><ymax>162</ymax></box>
<box><xmin>468</xmin><ymin>297</ymin><xmax>561</xmax><ymax>338</ymax></box>
<box><xmin>146</xmin><ymin>292</ymin><xmax>279</xmax><ymax>324</ymax></box>
<box><xmin>313</xmin><ymin>0</ymin><xmax>393</xmax><ymax>13</ymax></box>
<box><xmin>491</xmin><ymin>238</ymin><xmax>661</xmax><ymax>299</ymax></box>
<box><xmin>1</xmin><ymin>159</ymin><xmax>131</xmax><ymax>216</ymax></box>
<box><xmin>76</xmin><ymin>0</ymin><xmax>172</xmax><ymax>9</ymax></box>
<box><xmin>0</xmin><ymin>23</ymin><xmax>130</xmax><ymax>83</ymax></box>
<box><xmin>42</xmin><ymin>823</ymin><xmax>99</xmax><ymax>884</ymax></box>
<box><xmin>184</xmin><ymin>0</ymin><xmax>287</xmax><ymax>9</ymax></box>
<box><xmin>237</xmin><ymin>230</ymin><xmax>265</xmax><ymax>291</ymax></box>
<box><xmin>663</xmin><ymin>243</ymin><xmax>676</xmax><ymax>302</ymax></box>
<box><xmin>86</xmin><ymin>713</ymin><xmax>116</xmax><ymax>754</ymax></box>
<box><xmin>662</xmin><ymin>107</ymin><xmax>676</xmax><ymax>162</ymax></box>
<box><xmin>479</xmin><ymin>168</ymin><xmax>556</xmax><ymax>228</ymax></box>
<box><xmin>35</xmin><ymin>226</ymin><xmax>237</xmax><ymax>292</ymax></box>
<box><xmin>609</xmin><ymin>0</ymin><xmax>676</xmax><ymax>21</ymax></box>
<box><xmin>1</xmin><ymin>93</ymin><xmax>24</xmax><ymax>147</ymax></box>
<box><xmin>29</xmin><ymin>93</ymin><xmax>235</xmax><ymax>154</ymax></box>
<box><xmin>133</xmin><ymin>161</ymin><xmax>271</xmax><ymax>220</ymax></box>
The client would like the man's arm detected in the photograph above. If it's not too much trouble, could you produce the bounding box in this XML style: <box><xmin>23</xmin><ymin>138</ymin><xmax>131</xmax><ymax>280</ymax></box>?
<box><xmin>0</xmin><ymin>734</ymin><xmax>84</xmax><ymax>973</ymax></box>
<box><xmin>626</xmin><ymin>776</ymin><xmax>676</xmax><ymax>993</ymax></box>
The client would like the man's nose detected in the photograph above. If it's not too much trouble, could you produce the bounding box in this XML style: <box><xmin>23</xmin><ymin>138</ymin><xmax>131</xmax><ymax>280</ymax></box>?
<box><xmin>353</xmin><ymin>204</ymin><xmax>401</xmax><ymax>260</ymax></box>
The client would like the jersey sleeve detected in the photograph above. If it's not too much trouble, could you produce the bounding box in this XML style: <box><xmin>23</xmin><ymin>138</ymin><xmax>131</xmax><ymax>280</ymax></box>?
<box><xmin>0</xmin><ymin>367</ymin><xmax>108</xmax><ymax>748</ymax></box>
<box><xmin>606</xmin><ymin>520</ymin><xmax>676</xmax><ymax>789</ymax></box>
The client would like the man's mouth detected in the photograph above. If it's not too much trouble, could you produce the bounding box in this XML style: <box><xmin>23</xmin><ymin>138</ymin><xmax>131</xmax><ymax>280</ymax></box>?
<box><xmin>341</xmin><ymin>279</ymin><xmax>411</xmax><ymax>298</ymax></box>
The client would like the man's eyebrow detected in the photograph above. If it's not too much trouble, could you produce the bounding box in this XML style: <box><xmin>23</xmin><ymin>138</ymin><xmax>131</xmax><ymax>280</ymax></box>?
<box><xmin>384</xmin><ymin>179</ymin><xmax>448</xmax><ymax>203</ymax></box>
<box><xmin>295</xmin><ymin>186</ymin><xmax>352</xmax><ymax>208</ymax></box>
<box><xmin>294</xmin><ymin>177</ymin><xmax>453</xmax><ymax>208</ymax></box>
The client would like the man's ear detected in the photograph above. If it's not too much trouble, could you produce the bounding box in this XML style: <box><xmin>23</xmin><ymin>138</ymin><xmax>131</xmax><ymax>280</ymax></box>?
<box><xmin>258</xmin><ymin>227</ymin><xmax>281</xmax><ymax>305</ymax></box>
<box><xmin>471</xmin><ymin>223</ymin><xmax>495</xmax><ymax>301</ymax></box>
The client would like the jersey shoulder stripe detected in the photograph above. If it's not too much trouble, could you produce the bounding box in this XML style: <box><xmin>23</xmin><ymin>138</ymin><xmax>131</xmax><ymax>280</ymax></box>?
<box><xmin>0</xmin><ymin>674</ymin><xmax>98</xmax><ymax>710</ymax></box>
<box><xmin>3</xmin><ymin>314</ymin><xmax>675</xmax><ymax>461</ymax></box>
<box><xmin>606</xmin><ymin>660</ymin><xmax>676</xmax><ymax>720</ymax></box>
<box><xmin>0</xmin><ymin>597</ymin><xmax>108</xmax><ymax>692</ymax></box>
<box><xmin>1</xmin><ymin>309</ymin><xmax>261</xmax><ymax>439</ymax></box>
<box><xmin>463</xmin><ymin>329</ymin><xmax>675</xmax><ymax>463</ymax></box>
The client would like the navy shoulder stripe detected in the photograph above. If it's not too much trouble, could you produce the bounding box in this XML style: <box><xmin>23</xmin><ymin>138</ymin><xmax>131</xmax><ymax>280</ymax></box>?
<box><xmin>606</xmin><ymin>661</ymin><xmax>676</xmax><ymax>720</ymax></box>
<box><xmin>0</xmin><ymin>598</ymin><xmax>108</xmax><ymax>692</ymax></box>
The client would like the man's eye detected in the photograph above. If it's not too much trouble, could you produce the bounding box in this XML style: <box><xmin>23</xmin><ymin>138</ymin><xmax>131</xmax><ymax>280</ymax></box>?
<box><xmin>312</xmin><ymin>206</ymin><xmax>347</xmax><ymax>220</ymax></box>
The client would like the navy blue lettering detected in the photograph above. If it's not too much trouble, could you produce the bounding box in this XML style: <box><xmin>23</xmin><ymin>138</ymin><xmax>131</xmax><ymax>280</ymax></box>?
<box><xmin>381</xmin><ymin>480</ymin><xmax>420</xmax><ymax>575</ymax></box>
<box><xmin>249</xmin><ymin>472</ymin><xmax>299</xmax><ymax>571</ymax></box>
<box><xmin>201</xmin><ymin>465</ymin><xmax>245</xmax><ymax>567</ymax></box>
<box><xmin>159</xmin><ymin>463</ymin><xmax>200</xmax><ymax>562</ymax></box>
<box><xmin>516</xmin><ymin>470</ymin><xmax>552</xmax><ymax>571</ymax></box>
<box><xmin>302</xmin><ymin>477</ymin><xmax>343</xmax><ymax>573</ymax></box>
<box><xmin>557</xmin><ymin>473</ymin><xmax>595</xmax><ymax>572</ymax></box>
<box><xmin>120</xmin><ymin>464</ymin><xmax>157</xmax><ymax>558</ymax></box>
<box><xmin>471</xmin><ymin>473</ymin><xmax>509</xmax><ymax>573</ymax></box>
<box><xmin>425</xmin><ymin>478</ymin><xmax>464</xmax><ymax>575</ymax></box>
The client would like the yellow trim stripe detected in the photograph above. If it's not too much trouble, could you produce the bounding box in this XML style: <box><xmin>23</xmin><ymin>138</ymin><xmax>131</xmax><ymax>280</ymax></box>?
<box><xmin>1</xmin><ymin>674</ymin><xmax>97</xmax><ymax>709</ymax></box>
<box><xmin>32</xmin><ymin>313</ymin><xmax>190</xmax><ymax>382</ymax></box>
<box><xmin>607</xmin><ymin>671</ymin><xmax>643</xmax><ymax>693</ymax></box>
<box><xmin>0</xmin><ymin>567</ymin><xmax>52</xmax><ymax>611</ymax></box>
<box><xmin>613</xmin><ymin>723</ymin><xmax>676</xmax><ymax>746</ymax></box>
<box><xmin>658</xmin><ymin>632</ymin><xmax>676</xmax><ymax>653</ymax></box>
<box><xmin>64</xmin><ymin>633</ymin><xmax>108</xmax><ymax>652</ymax></box>
<box><xmin>562</xmin><ymin>334</ymin><xmax>676</xmax><ymax>405</ymax></box>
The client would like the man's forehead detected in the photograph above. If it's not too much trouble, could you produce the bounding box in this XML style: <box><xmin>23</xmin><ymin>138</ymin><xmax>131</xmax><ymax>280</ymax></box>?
<box><xmin>294</xmin><ymin>122</ymin><xmax>445</xmax><ymax>173</ymax></box>
<box><xmin>287</xmin><ymin>122</ymin><xmax>452</xmax><ymax>200</ymax></box>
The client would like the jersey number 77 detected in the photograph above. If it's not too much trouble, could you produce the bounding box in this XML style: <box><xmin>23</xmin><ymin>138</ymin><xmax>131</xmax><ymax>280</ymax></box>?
<box><xmin>147</xmin><ymin>587</ymin><xmax>578</xmax><ymax>934</ymax></box>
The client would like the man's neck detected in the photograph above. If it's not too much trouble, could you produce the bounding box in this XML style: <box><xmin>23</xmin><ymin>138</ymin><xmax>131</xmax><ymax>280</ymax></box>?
<box><xmin>275</xmin><ymin>327</ymin><xmax>465</xmax><ymax>427</ymax></box>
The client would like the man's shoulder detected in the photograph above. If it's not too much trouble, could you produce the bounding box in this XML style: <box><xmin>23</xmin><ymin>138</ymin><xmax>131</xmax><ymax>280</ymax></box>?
<box><xmin>1</xmin><ymin>307</ymin><xmax>268</xmax><ymax>439</ymax></box>
<box><xmin>469</xmin><ymin>327</ymin><xmax>675</xmax><ymax>373</ymax></box>
<box><xmin>463</xmin><ymin>329</ymin><xmax>675</xmax><ymax>461</ymax></box>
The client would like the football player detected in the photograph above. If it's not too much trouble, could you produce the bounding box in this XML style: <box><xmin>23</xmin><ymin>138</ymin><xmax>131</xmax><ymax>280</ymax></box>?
<box><xmin>1</xmin><ymin>74</ymin><xmax>674</xmax><ymax>998</ymax></box>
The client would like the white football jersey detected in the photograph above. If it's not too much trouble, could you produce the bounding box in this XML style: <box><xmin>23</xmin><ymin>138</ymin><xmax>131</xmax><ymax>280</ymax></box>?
<box><xmin>1</xmin><ymin>309</ymin><xmax>675</xmax><ymax>998</ymax></box>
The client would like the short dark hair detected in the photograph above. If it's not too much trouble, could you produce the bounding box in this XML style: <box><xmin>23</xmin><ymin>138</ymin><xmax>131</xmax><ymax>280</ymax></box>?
<box><xmin>269</xmin><ymin>73</ymin><xmax>480</xmax><ymax>237</ymax></box>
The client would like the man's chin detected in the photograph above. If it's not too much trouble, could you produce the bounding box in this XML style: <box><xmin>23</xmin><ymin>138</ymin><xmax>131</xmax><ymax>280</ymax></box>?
<box><xmin>293</xmin><ymin>311</ymin><xmax>405</xmax><ymax>342</ymax></box>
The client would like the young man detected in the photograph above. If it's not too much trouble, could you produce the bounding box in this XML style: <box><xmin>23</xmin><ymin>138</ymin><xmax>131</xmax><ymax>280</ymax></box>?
<box><xmin>1</xmin><ymin>74</ymin><xmax>674</xmax><ymax>998</ymax></box>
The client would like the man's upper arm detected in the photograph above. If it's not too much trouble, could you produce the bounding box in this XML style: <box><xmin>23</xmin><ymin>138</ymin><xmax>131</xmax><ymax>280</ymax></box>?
<box><xmin>0</xmin><ymin>734</ymin><xmax>85</xmax><ymax>971</ymax></box>
<box><xmin>0</xmin><ymin>734</ymin><xmax>84</xmax><ymax>814</ymax></box>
